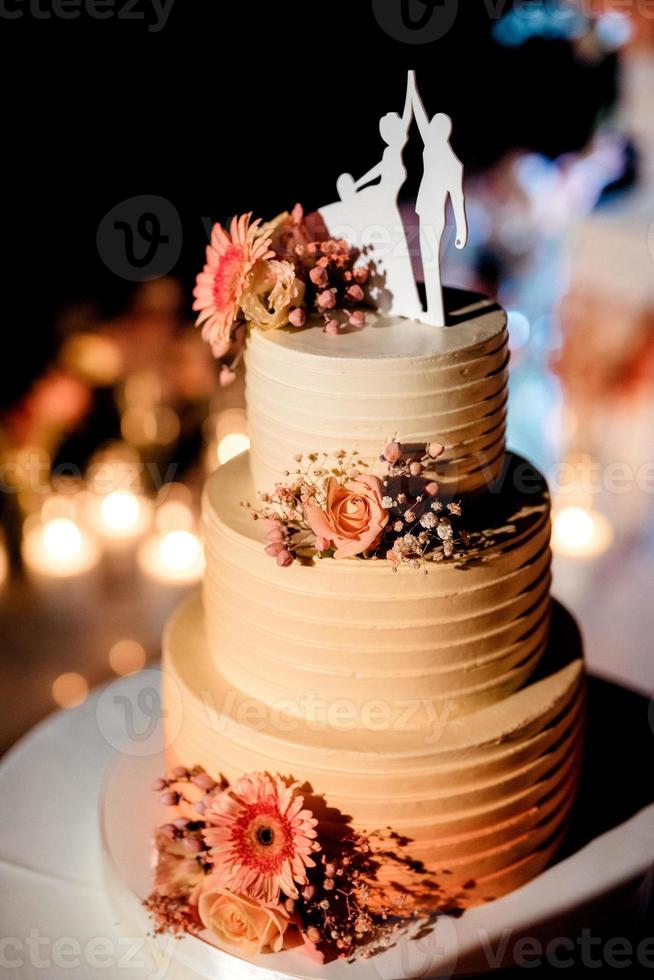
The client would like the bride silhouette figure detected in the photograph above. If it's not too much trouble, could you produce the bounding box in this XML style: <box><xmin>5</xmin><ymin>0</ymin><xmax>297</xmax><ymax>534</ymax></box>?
<box><xmin>319</xmin><ymin>74</ymin><xmax>422</xmax><ymax>319</ymax></box>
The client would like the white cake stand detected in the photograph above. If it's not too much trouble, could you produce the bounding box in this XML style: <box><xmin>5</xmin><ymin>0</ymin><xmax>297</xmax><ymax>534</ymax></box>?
<box><xmin>101</xmin><ymin>715</ymin><xmax>654</xmax><ymax>979</ymax></box>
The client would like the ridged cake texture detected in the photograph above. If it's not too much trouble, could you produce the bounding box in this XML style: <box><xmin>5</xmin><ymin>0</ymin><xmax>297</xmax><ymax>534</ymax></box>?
<box><xmin>161</xmin><ymin>293</ymin><xmax>585</xmax><ymax>911</ymax></box>
<box><xmin>163</xmin><ymin>593</ymin><xmax>583</xmax><ymax>907</ymax></box>
<box><xmin>246</xmin><ymin>291</ymin><xmax>508</xmax><ymax>498</ymax></box>
<box><xmin>203</xmin><ymin>452</ymin><xmax>552</xmax><ymax>726</ymax></box>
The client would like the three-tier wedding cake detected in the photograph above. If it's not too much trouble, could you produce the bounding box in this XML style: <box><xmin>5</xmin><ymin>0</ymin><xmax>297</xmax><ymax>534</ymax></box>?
<box><xmin>144</xmin><ymin>74</ymin><xmax>585</xmax><ymax>964</ymax></box>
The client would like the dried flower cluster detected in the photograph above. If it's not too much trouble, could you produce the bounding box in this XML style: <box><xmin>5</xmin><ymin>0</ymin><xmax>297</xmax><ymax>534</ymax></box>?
<box><xmin>145</xmin><ymin>766</ymin><xmax>423</xmax><ymax>962</ymax></box>
<box><xmin>244</xmin><ymin>439</ymin><xmax>468</xmax><ymax>569</ymax></box>
<box><xmin>192</xmin><ymin>205</ymin><xmax>371</xmax><ymax>384</ymax></box>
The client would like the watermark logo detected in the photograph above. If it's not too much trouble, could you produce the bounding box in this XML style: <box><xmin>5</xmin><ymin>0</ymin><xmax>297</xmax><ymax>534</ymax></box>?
<box><xmin>96</xmin><ymin>667</ymin><xmax>183</xmax><ymax>757</ymax></box>
<box><xmin>372</xmin><ymin>915</ymin><xmax>459</xmax><ymax>979</ymax></box>
<box><xmin>0</xmin><ymin>0</ymin><xmax>175</xmax><ymax>31</ymax></box>
<box><xmin>372</xmin><ymin>0</ymin><xmax>459</xmax><ymax>44</ymax></box>
<box><xmin>97</xmin><ymin>194</ymin><xmax>182</xmax><ymax>282</ymax></box>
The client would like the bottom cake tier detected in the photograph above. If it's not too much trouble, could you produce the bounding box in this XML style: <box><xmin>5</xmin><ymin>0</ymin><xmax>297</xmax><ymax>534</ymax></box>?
<box><xmin>161</xmin><ymin>593</ymin><xmax>585</xmax><ymax>912</ymax></box>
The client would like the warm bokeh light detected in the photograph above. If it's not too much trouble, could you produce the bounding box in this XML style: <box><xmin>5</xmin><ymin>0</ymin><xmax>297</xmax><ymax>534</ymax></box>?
<box><xmin>22</xmin><ymin>517</ymin><xmax>100</xmax><ymax>577</ymax></box>
<box><xmin>138</xmin><ymin>529</ymin><xmax>205</xmax><ymax>585</ymax></box>
<box><xmin>109</xmin><ymin>639</ymin><xmax>147</xmax><ymax>676</ymax></box>
<box><xmin>101</xmin><ymin>491</ymin><xmax>141</xmax><ymax>531</ymax></box>
<box><xmin>96</xmin><ymin>490</ymin><xmax>150</xmax><ymax>539</ymax></box>
<box><xmin>121</xmin><ymin>405</ymin><xmax>181</xmax><ymax>449</ymax></box>
<box><xmin>160</xmin><ymin>530</ymin><xmax>203</xmax><ymax>572</ymax></box>
<box><xmin>61</xmin><ymin>333</ymin><xmax>122</xmax><ymax>386</ymax></box>
<box><xmin>123</xmin><ymin>371</ymin><xmax>162</xmax><ymax>407</ymax></box>
<box><xmin>52</xmin><ymin>672</ymin><xmax>89</xmax><ymax>709</ymax></box>
<box><xmin>43</xmin><ymin>518</ymin><xmax>83</xmax><ymax>560</ymax></box>
<box><xmin>217</xmin><ymin>432</ymin><xmax>250</xmax><ymax>464</ymax></box>
<box><xmin>551</xmin><ymin>506</ymin><xmax>614</xmax><ymax>558</ymax></box>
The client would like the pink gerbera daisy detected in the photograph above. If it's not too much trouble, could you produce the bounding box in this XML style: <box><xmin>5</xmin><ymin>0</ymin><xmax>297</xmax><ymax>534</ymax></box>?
<box><xmin>192</xmin><ymin>213</ymin><xmax>273</xmax><ymax>358</ymax></box>
<box><xmin>202</xmin><ymin>773</ymin><xmax>319</xmax><ymax>905</ymax></box>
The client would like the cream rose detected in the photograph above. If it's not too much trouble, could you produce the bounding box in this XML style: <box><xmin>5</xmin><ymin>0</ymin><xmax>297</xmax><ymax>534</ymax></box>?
<box><xmin>304</xmin><ymin>474</ymin><xmax>389</xmax><ymax>559</ymax></box>
<box><xmin>240</xmin><ymin>259</ymin><xmax>305</xmax><ymax>330</ymax></box>
<box><xmin>194</xmin><ymin>879</ymin><xmax>290</xmax><ymax>954</ymax></box>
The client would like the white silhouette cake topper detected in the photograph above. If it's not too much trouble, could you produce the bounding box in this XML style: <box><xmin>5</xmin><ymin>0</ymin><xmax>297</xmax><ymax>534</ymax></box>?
<box><xmin>319</xmin><ymin>69</ymin><xmax>467</xmax><ymax>328</ymax></box>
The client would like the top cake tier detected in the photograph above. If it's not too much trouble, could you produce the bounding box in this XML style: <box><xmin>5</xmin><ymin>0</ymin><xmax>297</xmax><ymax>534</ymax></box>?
<box><xmin>245</xmin><ymin>288</ymin><xmax>508</xmax><ymax>498</ymax></box>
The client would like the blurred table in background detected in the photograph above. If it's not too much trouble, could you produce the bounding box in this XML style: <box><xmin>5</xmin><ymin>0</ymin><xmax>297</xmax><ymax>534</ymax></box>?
<box><xmin>0</xmin><ymin>572</ymin><xmax>194</xmax><ymax>758</ymax></box>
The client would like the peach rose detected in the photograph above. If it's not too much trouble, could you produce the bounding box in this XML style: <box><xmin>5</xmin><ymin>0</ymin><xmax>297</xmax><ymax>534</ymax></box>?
<box><xmin>304</xmin><ymin>474</ymin><xmax>389</xmax><ymax>559</ymax></box>
<box><xmin>194</xmin><ymin>879</ymin><xmax>290</xmax><ymax>954</ymax></box>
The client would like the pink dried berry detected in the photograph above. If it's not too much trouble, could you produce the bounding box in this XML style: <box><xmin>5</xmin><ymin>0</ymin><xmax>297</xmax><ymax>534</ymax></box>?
<box><xmin>348</xmin><ymin>310</ymin><xmax>366</xmax><ymax>328</ymax></box>
<box><xmin>288</xmin><ymin>307</ymin><xmax>307</xmax><ymax>327</ymax></box>
<box><xmin>383</xmin><ymin>441</ymin><xmax>402</xmax><ymax>464</ymax></box>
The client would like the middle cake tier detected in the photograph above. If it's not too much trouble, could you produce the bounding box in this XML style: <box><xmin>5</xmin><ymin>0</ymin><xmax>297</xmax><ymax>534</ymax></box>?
<box><xmin>202</xmin><ymin>451</ymin><xmax>552</xmax><ymax>726</ymax></box>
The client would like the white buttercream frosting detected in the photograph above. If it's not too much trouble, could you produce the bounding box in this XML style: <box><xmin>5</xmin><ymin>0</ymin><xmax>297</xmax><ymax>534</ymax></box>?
<box><xmin>159</xmin><ymin>288</ymin><xmax>585</xmax><ymax>912</ymax></box>
<box><xmin>245</xmin><ymin>291</ymin><xmax>508</xmax><ymax>497</ymax></box>
<box><xmin>163</xmin><ymin>591</ymin><xmax>584</xmax><ymax>905</ymax></box>
<box><xmin>202</xmin><ymin>452</ymin><xmax>553</xmax><ymax>724</ymax></box>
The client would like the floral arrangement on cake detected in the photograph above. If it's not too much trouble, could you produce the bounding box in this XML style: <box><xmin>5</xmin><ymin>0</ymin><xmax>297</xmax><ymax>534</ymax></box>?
<box><xmin>145</xmin><ymin>766</ymin><xmax>429</xmax><ymax>961</ymax></box>
<box><xmin>192</xmin><ymin>205</ymin><xmax>371</xmax><ymax>384</ymax></box>
<box><xmin>243</xmin><ymin>439</ymin><xmax>468</xmax><ymax>569</ymax></box>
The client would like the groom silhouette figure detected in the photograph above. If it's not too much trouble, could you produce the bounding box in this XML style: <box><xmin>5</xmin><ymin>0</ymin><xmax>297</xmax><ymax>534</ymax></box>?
<box><xmin>409</xmin><ymin>69</ymin><xmax>467</xmax><ymax>327</ymax></box>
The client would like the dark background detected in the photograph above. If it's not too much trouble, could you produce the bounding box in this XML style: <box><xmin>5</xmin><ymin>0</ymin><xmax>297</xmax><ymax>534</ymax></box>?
<box><xmin>1</xmin><ymin>0</ymin><xmax>616</xmax><ymax>410</ymax></box>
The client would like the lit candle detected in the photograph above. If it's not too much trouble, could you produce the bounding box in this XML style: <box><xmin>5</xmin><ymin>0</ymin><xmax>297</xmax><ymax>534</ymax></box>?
<box><xmin>88</xmin><ymin>490</ymin><xmax>151</xmax><ymax>543</ymax></box>
<box><xmin>22</xmin><ymin>516</ymin><xmax>101</xmax><ymax>578</ymax></box>
<box><xmin>138</xmin><ymin>529</ymin><xmax>205</xmax><ymax>586</ymax></box>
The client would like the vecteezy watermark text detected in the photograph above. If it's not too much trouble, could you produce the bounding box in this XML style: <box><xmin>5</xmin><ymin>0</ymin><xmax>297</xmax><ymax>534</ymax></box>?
<box><xmin>198</xmin><ymin>687</ymin><xmax>455</xmax><ymax>747</ymax></box>
<box><xmin>478</xmin><ymin>928</ymin><xmax>654</xmax><ymax>971</ymax></box>
<box><xmin>0</xmin><ymin>930</ymin><xmax>176</xmax><ymax>978</ymax></box>
<box><xmin>0</xmin><ymin>452</ymin><xmax>178</xmax><ymax>496</ymax></box>
<box><xmin>3</xmin><ymin>449</ymin><xmax>654</xmax><ymax>501</ymax></box>
<box><xmin>0</xmin><ymin>0</ymin><xmax>175</xmax><ymax>32</ymax></box>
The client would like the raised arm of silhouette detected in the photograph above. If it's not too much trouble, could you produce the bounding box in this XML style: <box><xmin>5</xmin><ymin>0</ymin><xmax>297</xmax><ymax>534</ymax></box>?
<box><xmin>408</xmin><ymin>70</ymin><xmax>468</xmax><ymax>326</ymax></box>
<box><xmin>408</xmin><ymin>69</ymin><xmax>429</xmax><ymax>141</ymax></box>
<box><xmin>400</xmin><ymin>69</ymin><xmax>413</xmax><ymax>130</ymax></box>
<box><xmin>352</xmin><ymin>74</ymin><xmax>413</xmax><ymax>193</ymax></box>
